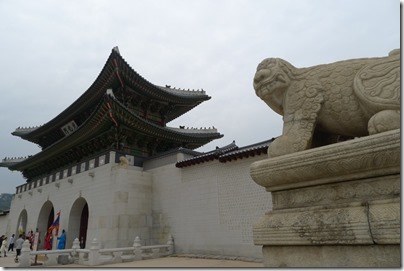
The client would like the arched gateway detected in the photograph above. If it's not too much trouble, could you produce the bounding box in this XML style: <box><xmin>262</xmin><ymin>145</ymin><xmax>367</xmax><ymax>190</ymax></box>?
<box><xmin>16</xmin><ymin>209</ymin><xmax>28</xmax><ymax>236</ymax></box>
<box><xmin>37</xmin><ymin>201</ymin><xmax>55</xmax><ymax>249</ymax></box>
<box><xmin>67</xmin><ymin>197</ymin><xmax>88</xmax><ymax>249</ymax></box>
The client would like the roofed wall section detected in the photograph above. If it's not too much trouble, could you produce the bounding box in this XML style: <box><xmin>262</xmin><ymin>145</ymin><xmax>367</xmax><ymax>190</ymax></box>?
<box><xmin>149</xmin><ymin>152</ymin><xmax>272</xmax><ymax>259</ymax></box>
<box><xmin>176</xmin><ymin>139</ymin><xmax>274</xmax><ymax>168</ymax></box>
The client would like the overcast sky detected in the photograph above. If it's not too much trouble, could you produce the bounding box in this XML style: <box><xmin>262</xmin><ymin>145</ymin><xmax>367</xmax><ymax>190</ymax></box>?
<box><xmin>0</xmin><ymin>0</ymin><xmax>400</xmax><ymax>194</ymax></box>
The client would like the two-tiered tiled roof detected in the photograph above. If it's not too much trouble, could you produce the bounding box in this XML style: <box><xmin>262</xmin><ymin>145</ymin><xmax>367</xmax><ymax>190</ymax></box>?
<box><xmin>2</xmin><ymin>47</ymin><xmax>223</xmax><ymax>179</ymax></box>
<box><xmin>12</xmin><ymin>47</ymin><xmax>216</xmax><ymax>149</ymax></box>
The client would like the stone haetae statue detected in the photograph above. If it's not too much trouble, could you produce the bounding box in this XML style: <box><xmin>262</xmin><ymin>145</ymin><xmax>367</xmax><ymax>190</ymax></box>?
<box><xmin>253</xmin><ymin>49</ymin><xmax>400</xmax><ymax>157</ymax></box>
<box><xmin>119</xmin><ymin>156</ymin><xmax>129</xmax><ymax>168</ymax></box>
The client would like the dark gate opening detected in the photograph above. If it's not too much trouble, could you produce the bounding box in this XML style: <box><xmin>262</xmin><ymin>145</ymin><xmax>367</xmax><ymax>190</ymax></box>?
<box><xmin>79</xmin><ymin>203</ymin><xmax>88</xmax><ymax>248</ymax></box>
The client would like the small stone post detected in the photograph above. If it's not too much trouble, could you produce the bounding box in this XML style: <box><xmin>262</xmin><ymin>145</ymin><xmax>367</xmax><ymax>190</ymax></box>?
<box><xmin>43</xmin><ymin>253</ymin><xmax>58</xmax><ymax>267</ymax></box>
<box><xmin>88</xmin><ymin>238</ymin><xmax>101</xmax><ymax>266</ymax></box>
<box><xmin>133</xmin><ymin>236</ymin><xmax>142</xmax><ymax>261</ymax></box>
<box><xmin>18</xmin><ymin>240</ymin><xmax>31</xmax><ymax>267</ymax></box>
<box><xmin>152</xmin><ymin>248</ymin><xmax>160</xmax><ymax>258</ymax></box>
<box><xmin>167</xmin><ymin>234</ymin><xmax>174</xmax><ymax>255</ymax></box>
<box><xmin>71</xmin><ymin>238</ymin><xmax>80</xmax><ymax>263</ymax></box>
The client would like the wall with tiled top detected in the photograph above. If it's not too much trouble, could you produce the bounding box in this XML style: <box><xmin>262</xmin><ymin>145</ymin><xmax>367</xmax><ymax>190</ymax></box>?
<box><xmin>149</xmin><ymin>154</ymin><xmax>272</xmax><ymax>259</ymax></box>
<box><xmin>3</xmin><ymin>149</ymin><xmax>271</xmax><ymax>259</ymax></box>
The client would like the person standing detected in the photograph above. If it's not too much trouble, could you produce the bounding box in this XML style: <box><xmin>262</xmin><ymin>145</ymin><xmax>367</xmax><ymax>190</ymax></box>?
<box><xmin>14</xmin><ymin>235</ymin><xmax>24</xmax><ymax>262</ymax></box>
<box><xmin>0</xmin><ymin>235</ymin><xmax>4</xmax><ymax>251</ymax></box>
<box><xmin>80</xmin><ymin>237</ymin><xmax>85</xmax><ymax>249</ymax></box>
<box><xmin>44</xmin><ymin>232</ymin><xmax>52</xmax><ymax>250</ymax></box>
<box><xmin>57</xmin><ymin>230</ymin><xmax>66</xmax><ymax>249</ymax></box>
<box><xmin>27</xmin><ymin>230</ymin><xmax>34</xmax><ymax>250</ymax></box>
<box><xmin>8</xmin><ymin>234</ymin><xmax>15</xmax><ymax>252</ymax></box>
<box><xmin>0</xmin><ymin>237</ymin><xmax>8</xmax><ymax>257</ymax></box>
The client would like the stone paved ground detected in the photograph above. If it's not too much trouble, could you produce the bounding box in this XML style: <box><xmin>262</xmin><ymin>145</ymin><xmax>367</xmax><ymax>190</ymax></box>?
<box><xmin>0</xmin><ymin>251</ymin><xmax>263</xmax><ymax>268</ymax></box>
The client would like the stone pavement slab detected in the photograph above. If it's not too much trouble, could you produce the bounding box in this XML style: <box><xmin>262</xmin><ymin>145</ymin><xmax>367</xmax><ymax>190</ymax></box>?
<box><xmin>0</xmin><ymin>252</ymin><xmax>263</xmax><ymax>268</ymax></box>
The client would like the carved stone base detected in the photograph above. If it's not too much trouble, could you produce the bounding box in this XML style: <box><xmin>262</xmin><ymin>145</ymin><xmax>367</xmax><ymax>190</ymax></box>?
<box><xmin>250</xmin><ymin>129</ymin><xmax>400</xmax><ymax>267</ymax></box>
<box><xmin>262</xmin><ymin>245</ymin><xmax>400</xmax><ymax>267</ymax></box>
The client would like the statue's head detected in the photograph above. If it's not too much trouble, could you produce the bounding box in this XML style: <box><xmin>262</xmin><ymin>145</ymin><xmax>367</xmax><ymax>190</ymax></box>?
<box><xmin>253</xmin><ymin>58</ymin><xmax>294</xmax><ymax>115</ymax></box>
<box><xmin>253</xmin><ymin>58</ymin><xmax>293</xmax><ymax>99</ymax></box>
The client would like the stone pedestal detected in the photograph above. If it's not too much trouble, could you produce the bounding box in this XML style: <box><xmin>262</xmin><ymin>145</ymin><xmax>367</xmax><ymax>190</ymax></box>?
<box><xmin>250</xmin><ymin>129</ymin><xmax>400</xmax><ymax>267</ymax></box>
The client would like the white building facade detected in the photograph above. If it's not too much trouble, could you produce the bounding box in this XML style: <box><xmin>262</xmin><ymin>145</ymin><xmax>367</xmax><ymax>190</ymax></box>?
<box><xmin>1</xmin><ymin>143</ymin><xmax>272</xmax><ymax>259</ymax></box>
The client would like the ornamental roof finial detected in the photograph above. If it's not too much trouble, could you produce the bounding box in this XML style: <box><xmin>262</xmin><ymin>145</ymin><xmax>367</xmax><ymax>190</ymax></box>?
<box><xmin>113</xmin><ymin>46</ymin><xmax>120</xmax><ymax>54</ymax></box>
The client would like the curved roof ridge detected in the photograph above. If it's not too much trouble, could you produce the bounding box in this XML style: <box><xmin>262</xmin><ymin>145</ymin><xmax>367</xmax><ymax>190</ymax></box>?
<box><xmin>13</xmin><ymin>49</ymin><xmax>118</xmax><ymax>142</ymax></box>
<box><xmin>218</xmin><ymin>138</ymin><xmax>275</xmax><ymax>163</ymax></box>
<box><xmin>12</xmin><ymin>125</ymin><xmax>42</xmax><ymax>136</ymax></box>
<box><xmin>116</xmin><ymin>51</ymin><xmax>210</xmax><ymax>102</ymax></box>
<box><xmin>0</xmin><ymin>155</ymin><xmax>31</xmax><ymax>169</ymax></box>
<box><xmin>155</xmin><ymin>85</ymin><xmax>207</xmax><ymax>97</ymax></box>
<box><xmin>166</xmin><ymin>126</ymin><xmax>219</xmax><ymax>134</ymax></box>
<box><xmin>215</xmin><ymin>140</ymin><xmax>238</xmax><ymax>153</ymax></box>
<box><xmin>107</xmin><ymin>94</ymin><xmax>223</xmax><ymax>141</ymax></box>
<box><xmin>220</xmin><ymin>138</ymin><xmax>274</xmax><ymax>157</ymax></box>
<box><xmin>175</xmin><ymin>141</ymin><xmax>238</xmax><ymax>168</ymax></box>
<box><xmin>9</xmin><ymin>93</ymin><xmax>111</xmax><ymax>173</ymax></box>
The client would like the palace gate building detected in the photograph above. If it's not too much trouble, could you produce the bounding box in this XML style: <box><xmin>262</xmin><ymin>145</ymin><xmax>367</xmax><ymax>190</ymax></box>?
<box><xmin>0</xmin><ymin>47</ymin><xmax>272</xmax><ymax>259</ymax></box>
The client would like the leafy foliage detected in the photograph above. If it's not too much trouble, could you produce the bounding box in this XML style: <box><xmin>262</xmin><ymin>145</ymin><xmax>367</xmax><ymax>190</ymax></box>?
<box><xmin>0</xmin><ymin>194</ymin><xmax>12</xmax><ymax>212</ymax></box>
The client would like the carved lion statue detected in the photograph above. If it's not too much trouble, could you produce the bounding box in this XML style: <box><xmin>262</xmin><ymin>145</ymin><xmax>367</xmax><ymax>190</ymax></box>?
<box><xmin>253</xmin><ymin>49</ymin><xmax>400</xmax><ymax>157</ymax></box>
<box><xmin>119</xmin><ymin>156</ymin><xmax>129</xmax><ymax>168</ymax></box>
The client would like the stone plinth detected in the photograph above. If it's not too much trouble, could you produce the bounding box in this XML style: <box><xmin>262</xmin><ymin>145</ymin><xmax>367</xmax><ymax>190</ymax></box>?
<box><xmin>250</xmin><ymin>129</ymin><xmax>400</xmax><ymax>267</ymax></box>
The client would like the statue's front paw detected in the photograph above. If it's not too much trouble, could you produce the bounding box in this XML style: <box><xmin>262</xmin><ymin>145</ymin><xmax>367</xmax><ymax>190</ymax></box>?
<box><xmin>267</xmin><ymin>136</ymin><xmax>297</xmax><ymax>158</ymax></box>
<box><xmin>368</xmin><ymin>110</ymin><xmax>400</xmax><ymax>135</ymax></box>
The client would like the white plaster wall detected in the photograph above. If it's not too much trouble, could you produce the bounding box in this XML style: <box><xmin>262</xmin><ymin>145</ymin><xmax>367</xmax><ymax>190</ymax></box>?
<box><xmin>109</xmin><ymin>163</ymin><xmax>153</xmax><ymax>247</ymax></box>
<box><xmin>149</xmin><ymin>155</ymin><xmax>272</xmax><ymax>259</ymax></box>
<box><xmin>6</xmin><ymin>149</ymin><xmax>272</xmax><ymax>258</ymax></box>
<box><xmin>7</xmin><ymin>151</ymin><xmax>153</xmax><ymax>249</ymax></box>
<box><xmin>8</xmin><ymin>162</ymin><xmax>115</xmax><ymax>248</ymax></box>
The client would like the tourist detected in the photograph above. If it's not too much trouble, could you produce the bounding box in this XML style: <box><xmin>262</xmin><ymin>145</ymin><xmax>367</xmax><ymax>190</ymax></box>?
<box><xmin>15</xmin><ymin>234</ymin><xmax>24</xmax><ymax>262</ymax></box>
<box><xmin>27</xmin><ymin>230</ymin><xmax>34</xmax><ymax>250</ymax></box>
<box><xmin>0</xmin><ymin>237</ymin><xmax>8</xmax><ymax>257</ymax></box>
<box><xmin>80</xmin><ymin>237</ymin><xmax>85</xmax><ymax>249</ymax></box>
<box><xmin>57</xmin><ymin>230</ymin><xmax>66</xmax><ymax>249</ymax></box>
<box><xmin>44</xmin><ymin>232</ymin><xmax>52</xmax><ymax>250</ymax></box>
<box><xmin>0</xmin><ymin>235</ymin><xmax>4</xmax><ymax>250</ymax></box>
<box><xmin>8</xmin><ymin>234</ymin><xmax>15</xmax><ymax>252</ymax></box>
<box><xmin>33</xmin><ymin>228</ymin><xmax>40</xmax><ymax>250</ymax></box>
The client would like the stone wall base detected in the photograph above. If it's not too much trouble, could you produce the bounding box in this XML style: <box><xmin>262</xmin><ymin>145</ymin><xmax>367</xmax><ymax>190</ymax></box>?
<box><xmin>262</xmin><ymin>244</ymin><xmax>400</xmax><ymax>267</ymax></box>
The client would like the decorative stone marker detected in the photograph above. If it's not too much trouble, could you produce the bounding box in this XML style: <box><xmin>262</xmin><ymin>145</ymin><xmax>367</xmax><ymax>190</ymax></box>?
<box><xmin>250</xmin><ymin>50</ymin><xmax>400</xmax><ymax>267</ymax></box>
